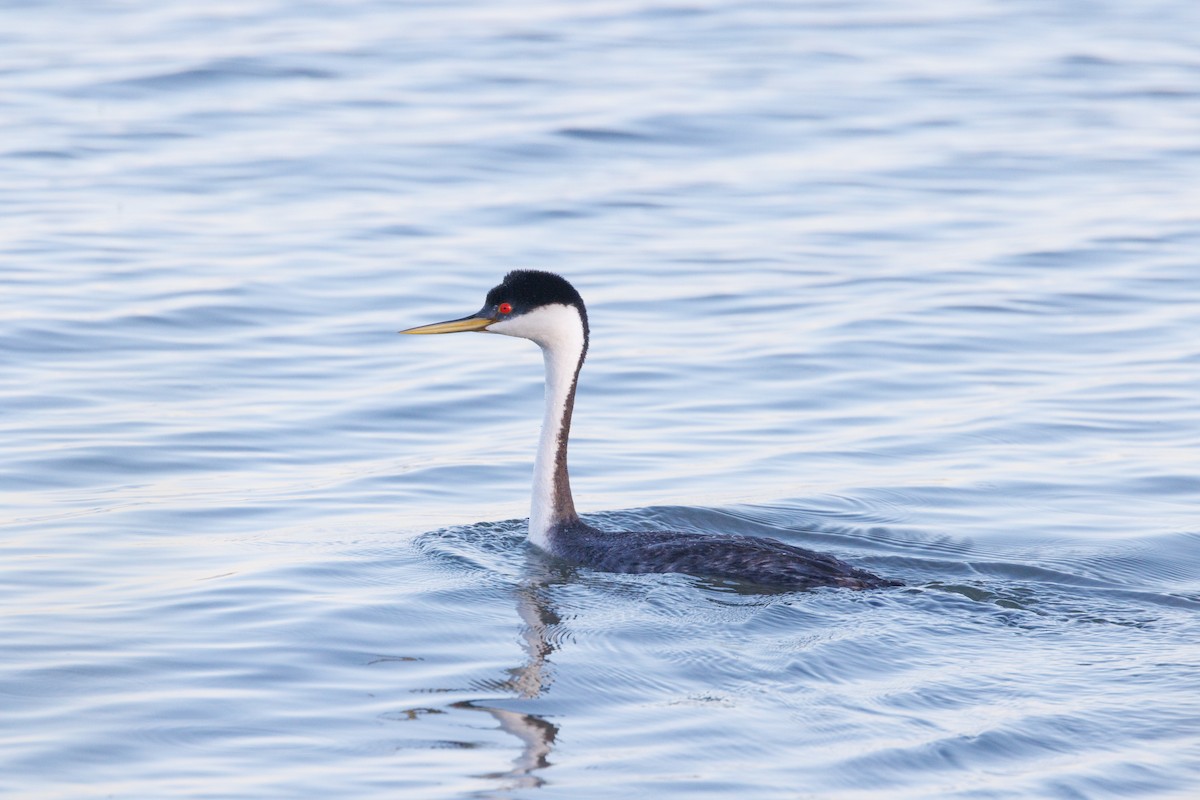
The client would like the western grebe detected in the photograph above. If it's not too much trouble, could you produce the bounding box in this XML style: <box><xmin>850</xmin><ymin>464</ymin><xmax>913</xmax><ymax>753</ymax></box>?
<box><xmin>401</xmin><ymin>270</ymin><xmax>899</xmax><ymax>590</ymax></box>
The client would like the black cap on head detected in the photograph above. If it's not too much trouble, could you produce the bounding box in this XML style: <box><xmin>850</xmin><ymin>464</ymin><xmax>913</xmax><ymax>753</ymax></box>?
<box><xmin>485</xmin><ymin>270</ymin><xmax>589</xmax><ymax>331</ymax></box>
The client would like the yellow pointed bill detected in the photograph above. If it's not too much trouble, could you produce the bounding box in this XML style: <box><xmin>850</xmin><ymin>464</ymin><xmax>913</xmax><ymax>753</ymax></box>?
<box><xmin>399</xmin><ymin>315</ymin><xmax>494</xmax><ymax>335</ymax></box>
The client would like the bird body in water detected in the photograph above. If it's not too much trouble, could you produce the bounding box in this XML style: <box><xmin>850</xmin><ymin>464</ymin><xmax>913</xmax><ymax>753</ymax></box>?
<box><xmin>402</xmin><ymin>270</ymin><xmax>898</xmax><ymax>590</ymax></box>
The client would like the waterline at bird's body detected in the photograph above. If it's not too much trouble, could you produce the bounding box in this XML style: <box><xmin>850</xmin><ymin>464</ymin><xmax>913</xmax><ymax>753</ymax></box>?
<box><xmin>401</xmin><ymin>270</ymin><xmax>899</xmax><ymax>590</ymax></box>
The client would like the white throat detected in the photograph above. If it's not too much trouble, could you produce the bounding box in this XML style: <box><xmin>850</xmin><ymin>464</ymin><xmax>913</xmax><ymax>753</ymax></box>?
<box><xmin>487</xmin><ymin>303</ymin><xmax>586</xmax><ymax>551</ymax></box>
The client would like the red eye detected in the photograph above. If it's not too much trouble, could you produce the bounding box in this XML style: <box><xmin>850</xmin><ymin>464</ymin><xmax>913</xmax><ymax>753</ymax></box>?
<box><xmin>498</xmin><ymin>302</ymin><xmax>512</xmax><ymax>315</ymax></box>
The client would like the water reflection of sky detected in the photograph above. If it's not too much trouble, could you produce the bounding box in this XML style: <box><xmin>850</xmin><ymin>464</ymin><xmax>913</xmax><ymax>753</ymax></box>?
<box><xmin>3</xmin><ymin>0</ymin><xmax>1200</xmax><ymax>797</ymax></box>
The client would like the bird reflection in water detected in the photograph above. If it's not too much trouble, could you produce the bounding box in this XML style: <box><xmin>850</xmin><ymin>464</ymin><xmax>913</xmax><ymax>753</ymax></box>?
<box><xmin>454</xmin><ymin>557</ymin><xmax>569</xmax><ymax>791</ymax></box>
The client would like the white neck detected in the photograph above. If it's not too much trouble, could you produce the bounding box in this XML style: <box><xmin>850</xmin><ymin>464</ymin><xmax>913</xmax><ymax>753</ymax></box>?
<box><xmin>487</xmin><ymin>304</ymin><xmax>586</xmax><ymax>551</ymax></box>
<box><xmin>528</xmin><ymin>335</ymin><xmax>580</xmax><ymax>549</ymax></box>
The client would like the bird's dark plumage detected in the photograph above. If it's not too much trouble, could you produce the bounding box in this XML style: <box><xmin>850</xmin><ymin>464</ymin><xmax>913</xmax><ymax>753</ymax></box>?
<box><xmin>550</xmin><ymin>520</ymin><xmax>900</xmax><ymax>590</ymax></box>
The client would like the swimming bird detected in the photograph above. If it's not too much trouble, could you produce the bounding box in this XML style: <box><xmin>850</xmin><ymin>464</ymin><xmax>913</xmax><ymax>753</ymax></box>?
<box><xmin>401</xmin><ymin>270</ymin><xmax>898</xmax><ymax>590</ymax></box>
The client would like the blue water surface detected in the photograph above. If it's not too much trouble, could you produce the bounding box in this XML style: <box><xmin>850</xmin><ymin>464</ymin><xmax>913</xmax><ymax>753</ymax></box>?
<box><xmin>2</xmin><ymin>1</ymin><xmax>1199</xmax><ymax>798</ymax></box>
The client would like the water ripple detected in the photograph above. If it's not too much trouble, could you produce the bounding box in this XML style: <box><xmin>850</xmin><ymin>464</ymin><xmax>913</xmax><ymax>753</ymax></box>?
<box><xmin>3</xmin><ymin>0</ymin><xmax>1200</xmax><ymax>797</ymax></box>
